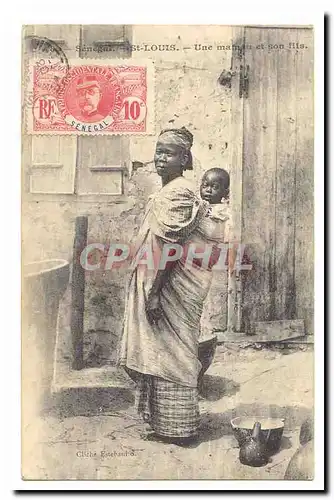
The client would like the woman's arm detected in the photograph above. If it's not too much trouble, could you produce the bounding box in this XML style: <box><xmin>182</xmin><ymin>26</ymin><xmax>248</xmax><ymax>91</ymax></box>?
<box><xmin>145</xmin><ymin>257</ymin><xmax>177</xmax><ymax>324</ymax></box>
<box><xmin>145</xmin><ymin>181</ymin><xmax>207</xmax><ymax>324</ymax></box>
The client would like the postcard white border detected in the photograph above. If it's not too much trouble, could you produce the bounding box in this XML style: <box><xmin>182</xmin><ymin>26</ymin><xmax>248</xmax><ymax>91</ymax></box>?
<box><xmin>1</xmin><ymin>1</ymin><xmax>326</xmax><ymax>496</ymax></box>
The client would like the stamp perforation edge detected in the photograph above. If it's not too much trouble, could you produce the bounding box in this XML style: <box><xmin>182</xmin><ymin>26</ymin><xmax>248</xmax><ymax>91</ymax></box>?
<box><xmin>23</xmin><ymin>58</ymin><xmax>155</xmax><ymax>136</ymax></box>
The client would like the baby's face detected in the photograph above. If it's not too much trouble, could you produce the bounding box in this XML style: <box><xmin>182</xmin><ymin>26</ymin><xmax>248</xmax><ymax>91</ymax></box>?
<box><xmin>200</xmin><ymin>172</ymin><xmax>226</xmax><ymax>204</ymax></box>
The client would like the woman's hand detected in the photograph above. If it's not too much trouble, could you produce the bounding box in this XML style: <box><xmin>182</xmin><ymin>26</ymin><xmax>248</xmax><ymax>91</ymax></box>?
<box><xmin>146</xmin><ymin>294</ymin><xmax>163</xmax><ymax>325</ymax></box>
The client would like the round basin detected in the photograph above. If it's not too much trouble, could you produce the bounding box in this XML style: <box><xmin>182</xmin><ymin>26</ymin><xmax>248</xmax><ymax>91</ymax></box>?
<box><xmin>24</xmin><ymin>259</ymin><xmax>70</xmax><ymax>278</ymax></box>
<box><xmin>22</xmin><ymin>259</ymin><xmax>70</xmax><ymax>416</ymax></box>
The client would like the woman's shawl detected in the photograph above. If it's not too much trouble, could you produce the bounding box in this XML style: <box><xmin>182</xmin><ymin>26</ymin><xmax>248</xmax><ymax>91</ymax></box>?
<box><xmin>148</xmin><ymin>177</ymin><xmax>209</xmax><ymax>243</ymax></box>
<box><xmin>118</xmin><ymin>177</ymin><xmax>211</xmax><ymax>388</ymax></box>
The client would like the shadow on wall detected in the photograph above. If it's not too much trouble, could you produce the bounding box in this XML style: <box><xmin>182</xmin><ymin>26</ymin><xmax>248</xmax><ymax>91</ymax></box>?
<box><xmin>199</xmin><ymin>403</ymin><xmax>313</xmax><ymax>445</ymax></box>
<box><xmin>84</xmin><ymin>331</ymin><xmax>119</xmax><ymax>367</ymax></box>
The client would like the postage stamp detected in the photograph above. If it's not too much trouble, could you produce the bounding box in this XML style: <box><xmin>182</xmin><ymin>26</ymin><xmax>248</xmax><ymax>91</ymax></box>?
<box><xmin>25</xmin><ymin>59</ymin><xmax>154</xmax><ymax>134</ymax></box>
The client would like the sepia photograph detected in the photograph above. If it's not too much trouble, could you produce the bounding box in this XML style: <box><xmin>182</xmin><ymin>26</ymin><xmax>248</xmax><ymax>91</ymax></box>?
<box><xmin>20</xmin><ymin>22</ymin><xmax>318</xmax><ymax>485</ymax></box>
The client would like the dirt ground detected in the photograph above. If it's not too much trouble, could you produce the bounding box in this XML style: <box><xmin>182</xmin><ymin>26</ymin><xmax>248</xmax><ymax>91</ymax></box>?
<box><xmin>22</xmin><ymin>341</ymin><xmax>313</xmax><ymax>481</ymax></box>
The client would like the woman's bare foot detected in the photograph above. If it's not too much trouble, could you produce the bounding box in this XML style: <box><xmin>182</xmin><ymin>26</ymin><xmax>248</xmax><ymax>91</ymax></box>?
<box><xmin>140</xmin><ymin>431</ymin><xmax>198</xmax><ymax>448</ymax></box>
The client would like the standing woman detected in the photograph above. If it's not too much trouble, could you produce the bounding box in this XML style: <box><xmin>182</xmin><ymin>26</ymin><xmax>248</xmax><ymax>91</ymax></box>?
<box><xmin>118</xmin><ymin>127</ymin><xmax>211</xmax><ymax>446</ymax></box>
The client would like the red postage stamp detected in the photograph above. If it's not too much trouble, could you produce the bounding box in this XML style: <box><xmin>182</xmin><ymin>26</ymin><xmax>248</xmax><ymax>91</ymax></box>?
<box><xmin>25</xmin><ymin>59</ymin><xmax>154</xmax><ymax>134</ymax></box>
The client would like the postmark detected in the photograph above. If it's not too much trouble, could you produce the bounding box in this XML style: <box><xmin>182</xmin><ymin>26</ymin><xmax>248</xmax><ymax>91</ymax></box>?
<box><xmin>24</xmin><ymin>35</ymin><xmax>70</xmax><ymax>71</ymax></box>
<box><xmin>23</xmin><ymin>36</ymin><xmax>70</xmax><ymax>111</ymax></box>
<box><xmin>25</xmin><ymin>59</ymin><xmax>154</xmax><ymax>135</ymax></box>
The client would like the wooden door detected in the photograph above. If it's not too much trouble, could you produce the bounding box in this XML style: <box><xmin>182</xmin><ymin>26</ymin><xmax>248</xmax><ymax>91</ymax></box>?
<box><xmin>23</xmin><ymin>25</ymin><xmax>133</xmax><ymax>198</ymax></box>
<box><xmin>23</xmin><ymin>25</ymin><xmax>80</xmax><ymax>195</ymax></box>
<box><xmin>228</xmin><ymin>26</ymin><xmax>314</xmax><ymax>335</ymax></box>
<box><xmin>76</xmin><ymin>25</ymin><xmax>132</xmax><ymax>196</ymax></box>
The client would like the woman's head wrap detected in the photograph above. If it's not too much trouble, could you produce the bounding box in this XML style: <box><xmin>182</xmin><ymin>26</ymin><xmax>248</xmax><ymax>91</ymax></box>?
<box><xmin>158</xmin><ymin>127</ymin><xmax>194</xmax><ymax>170</ymax></box>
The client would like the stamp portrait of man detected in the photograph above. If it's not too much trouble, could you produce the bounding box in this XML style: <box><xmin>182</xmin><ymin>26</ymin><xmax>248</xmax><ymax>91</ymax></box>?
<box><xmin>75</xmin><ymin>75</ymin><xmax>105</xmax><ymax>122</ymax></box>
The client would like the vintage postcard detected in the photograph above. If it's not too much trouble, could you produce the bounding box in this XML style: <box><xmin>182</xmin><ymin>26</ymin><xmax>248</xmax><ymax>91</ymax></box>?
<box><xmin>21</xmin><ymin>24</ymin><xmax>315</xmax><ymax>482</ymax></box>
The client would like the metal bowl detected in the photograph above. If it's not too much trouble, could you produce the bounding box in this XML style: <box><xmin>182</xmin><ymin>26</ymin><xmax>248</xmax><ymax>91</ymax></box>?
<box><xmin>231</xmin><ymin>417</ymin><xmax>285</xmax><ymax>455</ymax></box>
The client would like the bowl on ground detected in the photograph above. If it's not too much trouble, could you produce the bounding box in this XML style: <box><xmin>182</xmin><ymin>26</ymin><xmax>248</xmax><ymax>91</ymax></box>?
<box><xmin>231</xmin><ymin>416</ymin><xmax>285</xmax><ymax>455</ymax></box>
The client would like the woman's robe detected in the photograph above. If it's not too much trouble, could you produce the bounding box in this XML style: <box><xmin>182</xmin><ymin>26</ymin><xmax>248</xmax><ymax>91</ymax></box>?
<box><xmin>118</xmin><ymin>176</ymin><xmax>227</xmax><ymax>388</ymax></box>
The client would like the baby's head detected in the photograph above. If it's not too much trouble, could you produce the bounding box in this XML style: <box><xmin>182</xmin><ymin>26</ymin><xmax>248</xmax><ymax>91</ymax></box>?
<box><xmin>200</xmin><ymin>168</ymin><xmax>230</xmax><ymax>204</ymax></box>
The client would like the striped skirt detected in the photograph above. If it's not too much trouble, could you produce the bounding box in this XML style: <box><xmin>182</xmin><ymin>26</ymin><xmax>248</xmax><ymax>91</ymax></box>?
<box><xmin>135</xmin><ymin>374</ymin><xmax>200</xmax><ymax>438</ymax></box>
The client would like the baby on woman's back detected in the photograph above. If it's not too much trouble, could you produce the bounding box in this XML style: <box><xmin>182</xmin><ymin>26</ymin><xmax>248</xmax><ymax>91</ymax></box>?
<box><xmin>200</xmin><ymin>167</ymin><xmax>230</xmax><ymax>221</ymax></box>
<box><xmin>197</xmin><ymin>167</ymin><xmax>231</xmax><ymax>393</ymax></box>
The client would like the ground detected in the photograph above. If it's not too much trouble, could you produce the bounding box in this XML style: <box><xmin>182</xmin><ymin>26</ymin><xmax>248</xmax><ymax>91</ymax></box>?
<box><xmin>22</xmin><ymin>337</ymin><xmax>313</xmax><ymax>481</ymax></box>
